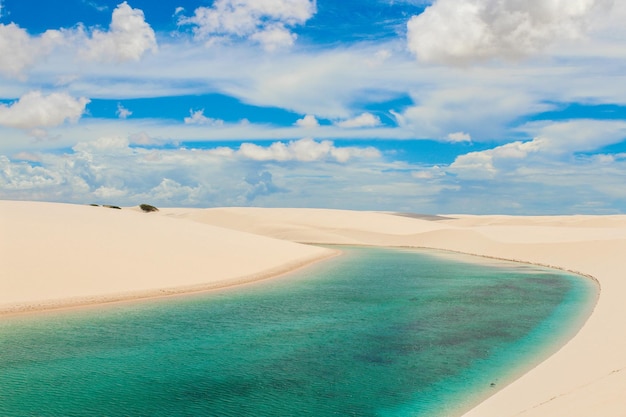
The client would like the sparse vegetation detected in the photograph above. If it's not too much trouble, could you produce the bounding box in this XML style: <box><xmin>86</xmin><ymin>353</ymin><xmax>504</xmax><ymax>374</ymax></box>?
<box><xmin>139</xmin><ymin>203</ymin><xmax>159</xmax><ymax>213</ymax></box>
<box><xmin>103</xmin><ymin>204</ymin><xmax>122</xmax><ymax>210</ymax></box>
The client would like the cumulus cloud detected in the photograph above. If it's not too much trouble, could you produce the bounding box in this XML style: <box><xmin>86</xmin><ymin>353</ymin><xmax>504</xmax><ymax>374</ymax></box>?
<box><xmin>3</xmin><ymin>132</ymin><xmax>626</xmax><ymax>212</ymax></box>
<box><xmin>80</xmin><ymin>1</ymin><xmax>157</xmax><ymax>62</ymax></box>
<box><xmin>523</xmin><ymin>119</ymin><xmax>626</xmax><ymax>154</ymax></box>
<box><xmin>449</xmin><ymin>140</ymin><xmax>541</xmax><ymax>179</ymax></box>
<box><xmin>73</xmin><ymin>136</ymin><xmax>131</xmax><ymax>154</ymax></box>
<box><xmin>407</xmin><ymin>0</ymin><xmax>613</xmax><ymax>64</ymax></box>
<box><xmin>448</xmin><ymin>119</ymin><xmax>626</xmax><ymax>179</ymax></box>
<box><xmin>129</xmin><ymin>131</ymin><xmax>157</xmax><ymax>145</ymax></box>
<box><xmin>244</xmin><ymin>170</ymin><xmax>284</xmax><ymax>201</ymax></box>
<box><xmin>446</xmin><ymin>131</ymin><xmax>471</xmax><ymax>142</ymax></box>
<box><xmin>0</xmin><ymin>23</ymin><xmax>64</xmax><ymax>78</ymax></box>
<box><xmin>295</xmin><ymin>114</ymin><xmax>319</xmax><ymax>128</ymax></box>
<box><xmin>0</xmin><ymin>136</ymin><xmax>386</xmax><ymax>207</ymax></box>
<box><xmin>0</xmin><ymin>91</ymin><xmax>89</xmax><ymax>131</ymax></box>
<box><xmin>335</xmin><ymin>113</ymin><xmax>381</xmax><ymax>128</ymax></box>
<box><xmin>237</xmin><ymin>138</ymin><xmax>381</xmax><ymax>162</ymax></box>
<box><xmin>412</xmin><ymin>167</ymin><xmax>446</xmax><ymax>180</ymax></box>
<box><xmin>184</xmin><ymin>109</ymin><xmax>225</xmax><ymax>126</ymax></box>
<box><xmin>116</xmin><ymin>103</ymin><xmax>132</xmax><ymax>119</ymax></box>
<box><xmin>0</xmin><ymin>155</ymin><xmax>71</xmax><ymax>194</ymax></box>
<box><xmin>143</xmin><ymin>178</ymin><xmax>201</xmax><ymax>203</ymax></box>
<box><xmin>249</xmin><ymin>23</ymin><xmax>296</xmax><ymax>51</ymax></box>
<box><xmin>93</xmin><ymin>185</ymin><xmax>128</xmax><ymax>199</ymax></box>
<box><xmin>0</xmin><ymin>2</ymin><xmax>155</xmax><ymax>78</ymax></box>
<box><xmin>12</xmin><ymin>151</ymin><xmax>43</xmax><ymax>162</ymax></box>
<box><xmin>179</xmin><ymin>0</ymin><xmax>315</xmax><ymax>51</ymax></box>
<box><xmin>394</xmin><ymin>85</ymin><xmax>551</xmax><ymax>140</ymax></box>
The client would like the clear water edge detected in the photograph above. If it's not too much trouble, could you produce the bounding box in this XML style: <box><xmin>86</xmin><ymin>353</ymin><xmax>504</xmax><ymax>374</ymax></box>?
<box><xmin>358</xmin><ymin>247</ymin><xmax>599</xmax><ymax>417</ymax></box>
<box><xmin>0</xmin><ymin>246</ymin><xmax>598</xmax><ymax>417</ymax></box>
<box><xmin>396</xmin><ymin>247</ymin><xmax>599</xmax><ymax>416</ymax></box>
<box><xmin>427</xmin><ymin>255</ymin><xmax>598</xmax><ymax>417</ymax></box>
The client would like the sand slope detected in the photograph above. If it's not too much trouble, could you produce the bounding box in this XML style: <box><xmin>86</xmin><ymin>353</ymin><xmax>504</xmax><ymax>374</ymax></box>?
<box><xmin>3</xmin><ymin>202</ymin><xmax>626</xmax><ymax>416</ymax></box>
<box><xmin>0</xmin><ymin>201</ymin><xmax>334</xmax><ymax>313</ymax></box>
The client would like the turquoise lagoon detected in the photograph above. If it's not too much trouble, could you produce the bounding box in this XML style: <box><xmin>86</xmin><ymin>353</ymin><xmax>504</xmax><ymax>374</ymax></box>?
<box><xmin>0</xmin><ymin>246</ymin><xmax>596</xmax><ymax>416</ymax></box>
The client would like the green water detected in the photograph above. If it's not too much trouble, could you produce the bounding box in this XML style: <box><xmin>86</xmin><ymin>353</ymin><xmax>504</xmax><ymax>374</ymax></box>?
<box><xmin>0</xmin><ymin>247</ymin><xmax>596</xmax><ymax>416</ymax></box>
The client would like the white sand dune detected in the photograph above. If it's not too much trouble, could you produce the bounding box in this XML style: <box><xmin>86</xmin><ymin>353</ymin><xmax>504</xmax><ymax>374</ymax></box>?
<box><xmin>2</xmin><ymin>201</ymin><xmax>626</xmax><ymax>416</ymax></box>
<box><xmin>0</xmin><ymin>201</ymin><xmax>335</xmax><ymax>313</ymax></box>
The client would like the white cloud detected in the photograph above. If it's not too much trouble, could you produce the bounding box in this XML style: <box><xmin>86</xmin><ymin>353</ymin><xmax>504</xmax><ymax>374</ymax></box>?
<box><xmin>0</xmin><ymin>2</ymin><xmax>156</xmax><ymax>79</ymax></box>
<box><xmin>3</xmin><ymin>132</ymin><xmax>626</xmax><ymax>213</ymax></box>
<box><xmin>129</xmin><ymin>131</ymin><xmax>157</xmax><ymax>145</ymax></box>
<box><xmin>12</xmin><ymin>151</ymin><xmax>42</xmax><ymax>162</ymax></box>
<box><xmin>116</xmin><ymin>103</ymin><xmax>132</xmax><ymax>119</ymax></box>
<box><xmin>335</xmin><ymin>112</ymin><xmax>381</xmax><ymax>128</ymax></box>
<box><xmin>237</xmin><ymin>138</ymin><xmax>381</xmax><ymax>162</ymax></box>
<box><xmin>412</xmin><ymin>166</ymin><xmax>445</xmax><ymax>180</ymax></box>
<box><xmin>520</xmin><ymin>119</ymin><xmax>626</xmax><ymax>154</ymax></box>
<box><xmin>2</xmin><ymin>1</ymin><xmax>625</xmax><ymax>149</ymax></box>
<box><xmin>179</xmin><ymin>0</ymin><xmax>315</xmax><ymax>51</ymax></box>
<box><xmin>0</xmin><ymin>2</ymin><xmax>157</xmax><ymax>79</ymax></box>
<box><xmin>249</xmin><ymin>23</ymin><xmax>296</xmax><ymax>51</ymax></box>
<box><xmin>407</xmin><ymin>0</ymin><xmax>613</xmax><ymax>64</ymax></box>
<box><xmin>448</xmin><ymin>119</ymin><xmax>626</xmax><ymax>179</ymax></box>
<box><xmin>366</xmin><ymin>49</ymin><xmax>392</xmax><ymax>67</ymax></box>
<box><xmin>449</xmin><ymin>140</ymin><xmax>541</xmax><ymax>179</ymax></box>
<box><xmin>446</xmin><ymin>131</ymin><xmax>471</xmax><ymax>142</ymax></box>
<box><xmin>395</xmin><ymin>83</ymin><xmax>553</xmax><ymax>140</ymax></box>
<box><xmin>329</xmin><ymin>146</ymin><xmax>381</xmax><ymax>163</ymax></box>
<box><xmin>0</xmin><ymin>23</ymin><xmax>64</xmax><ymax>78</ymax></box>
<box><xmin>0</xmin><ymin>155</ymin><xmax>69</xmax><ymax>193</ymax></box>
<box><xmin>73</xmin><ymin>136</ymin><xmax>131</xmax><ymax>154</ymax></box>
<box><xmin>184</xmin><ymin>109</ymin><xmax>225</xmax><ymax>126</ymax></box>
<box><xmin>80</xmin><ymin>1</ymin><xmax>157</xmax><ymax>62</ymax></box>
<box><xmin>0</xmin><ymin>136</ymin><xmax>384</xmax><ymax>207</ymax></box>
<box><xmin>55</xmin><ymin>74</ymin><xmax>81</xmax><ymax>86</ymax></box>
<box><xmin>93</xmin><ymin>185</ymin><xmax>128</xmax><ymax>199</ymax></box>
<box><xmin>295</xmin><ymin>114</ymin><xmax>319</xmax><ymax>128</ymax></box>
<box><xmin>0</xmin><ymin>91</ymin><xmax>89</xmax><ymax>130</ymax></box>
<box><xmin>141</xmin><ymin>178</ymin><xmax>202</xmax><ymax>203</ymax></box>
<box><xmin>82</xmin><ymin>0</ymin><xmax>109</xmax><ymax>12</ymax></box>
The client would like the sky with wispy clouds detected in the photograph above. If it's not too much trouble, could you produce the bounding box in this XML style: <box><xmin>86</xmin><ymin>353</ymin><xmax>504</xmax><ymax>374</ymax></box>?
<box><xmin>1</xmin><ymin>0</ymin><xmax>626</xmax><ymax>214</ymax></box>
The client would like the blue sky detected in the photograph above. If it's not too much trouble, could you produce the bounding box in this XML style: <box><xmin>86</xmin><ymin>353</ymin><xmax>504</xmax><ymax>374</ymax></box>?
<box><xmin>1</xmin><ymin>0</ymin><xmax>626</xmax><ymax>214</ymax></box>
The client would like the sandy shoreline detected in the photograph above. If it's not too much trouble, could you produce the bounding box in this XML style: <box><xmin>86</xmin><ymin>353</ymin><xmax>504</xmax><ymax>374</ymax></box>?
<box><xmin>0</xmin><ymin>250</ymin><xmax>340</xmax><ymax>317</ymax></box>
<box><xmin>2</xmin><ymin>201</ymin><xmax>626</xmax><ymax>416</ymax></box>
<box><xmin>0</xmin><ymin>201</ymin><xmax>336</xmax><ymax>315</ymax></box>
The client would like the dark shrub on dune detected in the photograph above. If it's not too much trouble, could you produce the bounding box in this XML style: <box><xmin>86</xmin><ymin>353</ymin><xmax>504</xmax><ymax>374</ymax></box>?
<box><xmin>139</xmin><ymin>204</ymin><xmax>159</xmax><ymax>212</ymax></box>
<box><xmin>103</xmin><ymin>204</ymin><xmax>122</xmax><ymax>209</ymax></box>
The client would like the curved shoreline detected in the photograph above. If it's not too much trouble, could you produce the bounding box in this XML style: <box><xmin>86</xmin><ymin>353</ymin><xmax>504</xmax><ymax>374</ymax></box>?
<box><xmin>449</xmin><ymin>246</ymin><xmax>623</xmax><ymax>417</ymax></box>
<box><xmin>441</xmin><ymin>250</ymin><xmax>601</xmax><ymax>417</ymax></box>
<box><xmin>2</xmin><ymin>202</ymin><xmax>626</xmax><ymax>416</ymax></box>
<box><xmin>0</xmin><ymin>249</ymin><xmax>340</xmax><ymax>317</ymax></box>
<box><xmin>165</xmin><ymin>207</ymin><xmax>626</xmax><ymax>417</ymax></box>
<box><xmin>313</xmin><ymin>243</ymin><xmax>601</xmax><ymax>416</ymax></box>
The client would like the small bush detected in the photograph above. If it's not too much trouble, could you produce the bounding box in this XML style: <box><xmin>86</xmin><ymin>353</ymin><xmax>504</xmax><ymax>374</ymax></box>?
<box><xmin>139</xmin><ymin>203</ymin><xmax>159</xmax><ymax>213</ymax></box>
<box><xmin>89</xmin><ymin>203</ymin><xmax>100</xmax><ymax>207</ymax></box>
<box><xmin>103</xmin><ymin>204</ymin><xmax>122</xmax><ymax>210</ymax></box>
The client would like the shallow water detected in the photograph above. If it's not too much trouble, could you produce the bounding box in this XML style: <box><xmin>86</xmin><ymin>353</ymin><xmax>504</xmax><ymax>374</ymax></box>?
<box><xmin>0</xmin><ymin>247</ymin><xmax>596</xmax><ymax>416</ymax></box>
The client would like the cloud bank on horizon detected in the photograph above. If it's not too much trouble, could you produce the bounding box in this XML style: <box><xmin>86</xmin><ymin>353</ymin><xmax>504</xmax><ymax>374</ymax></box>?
<box><xmin>1</xmin><ymin>0</ymin><xmax>626</xmax><ymax>214</ymax></box>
